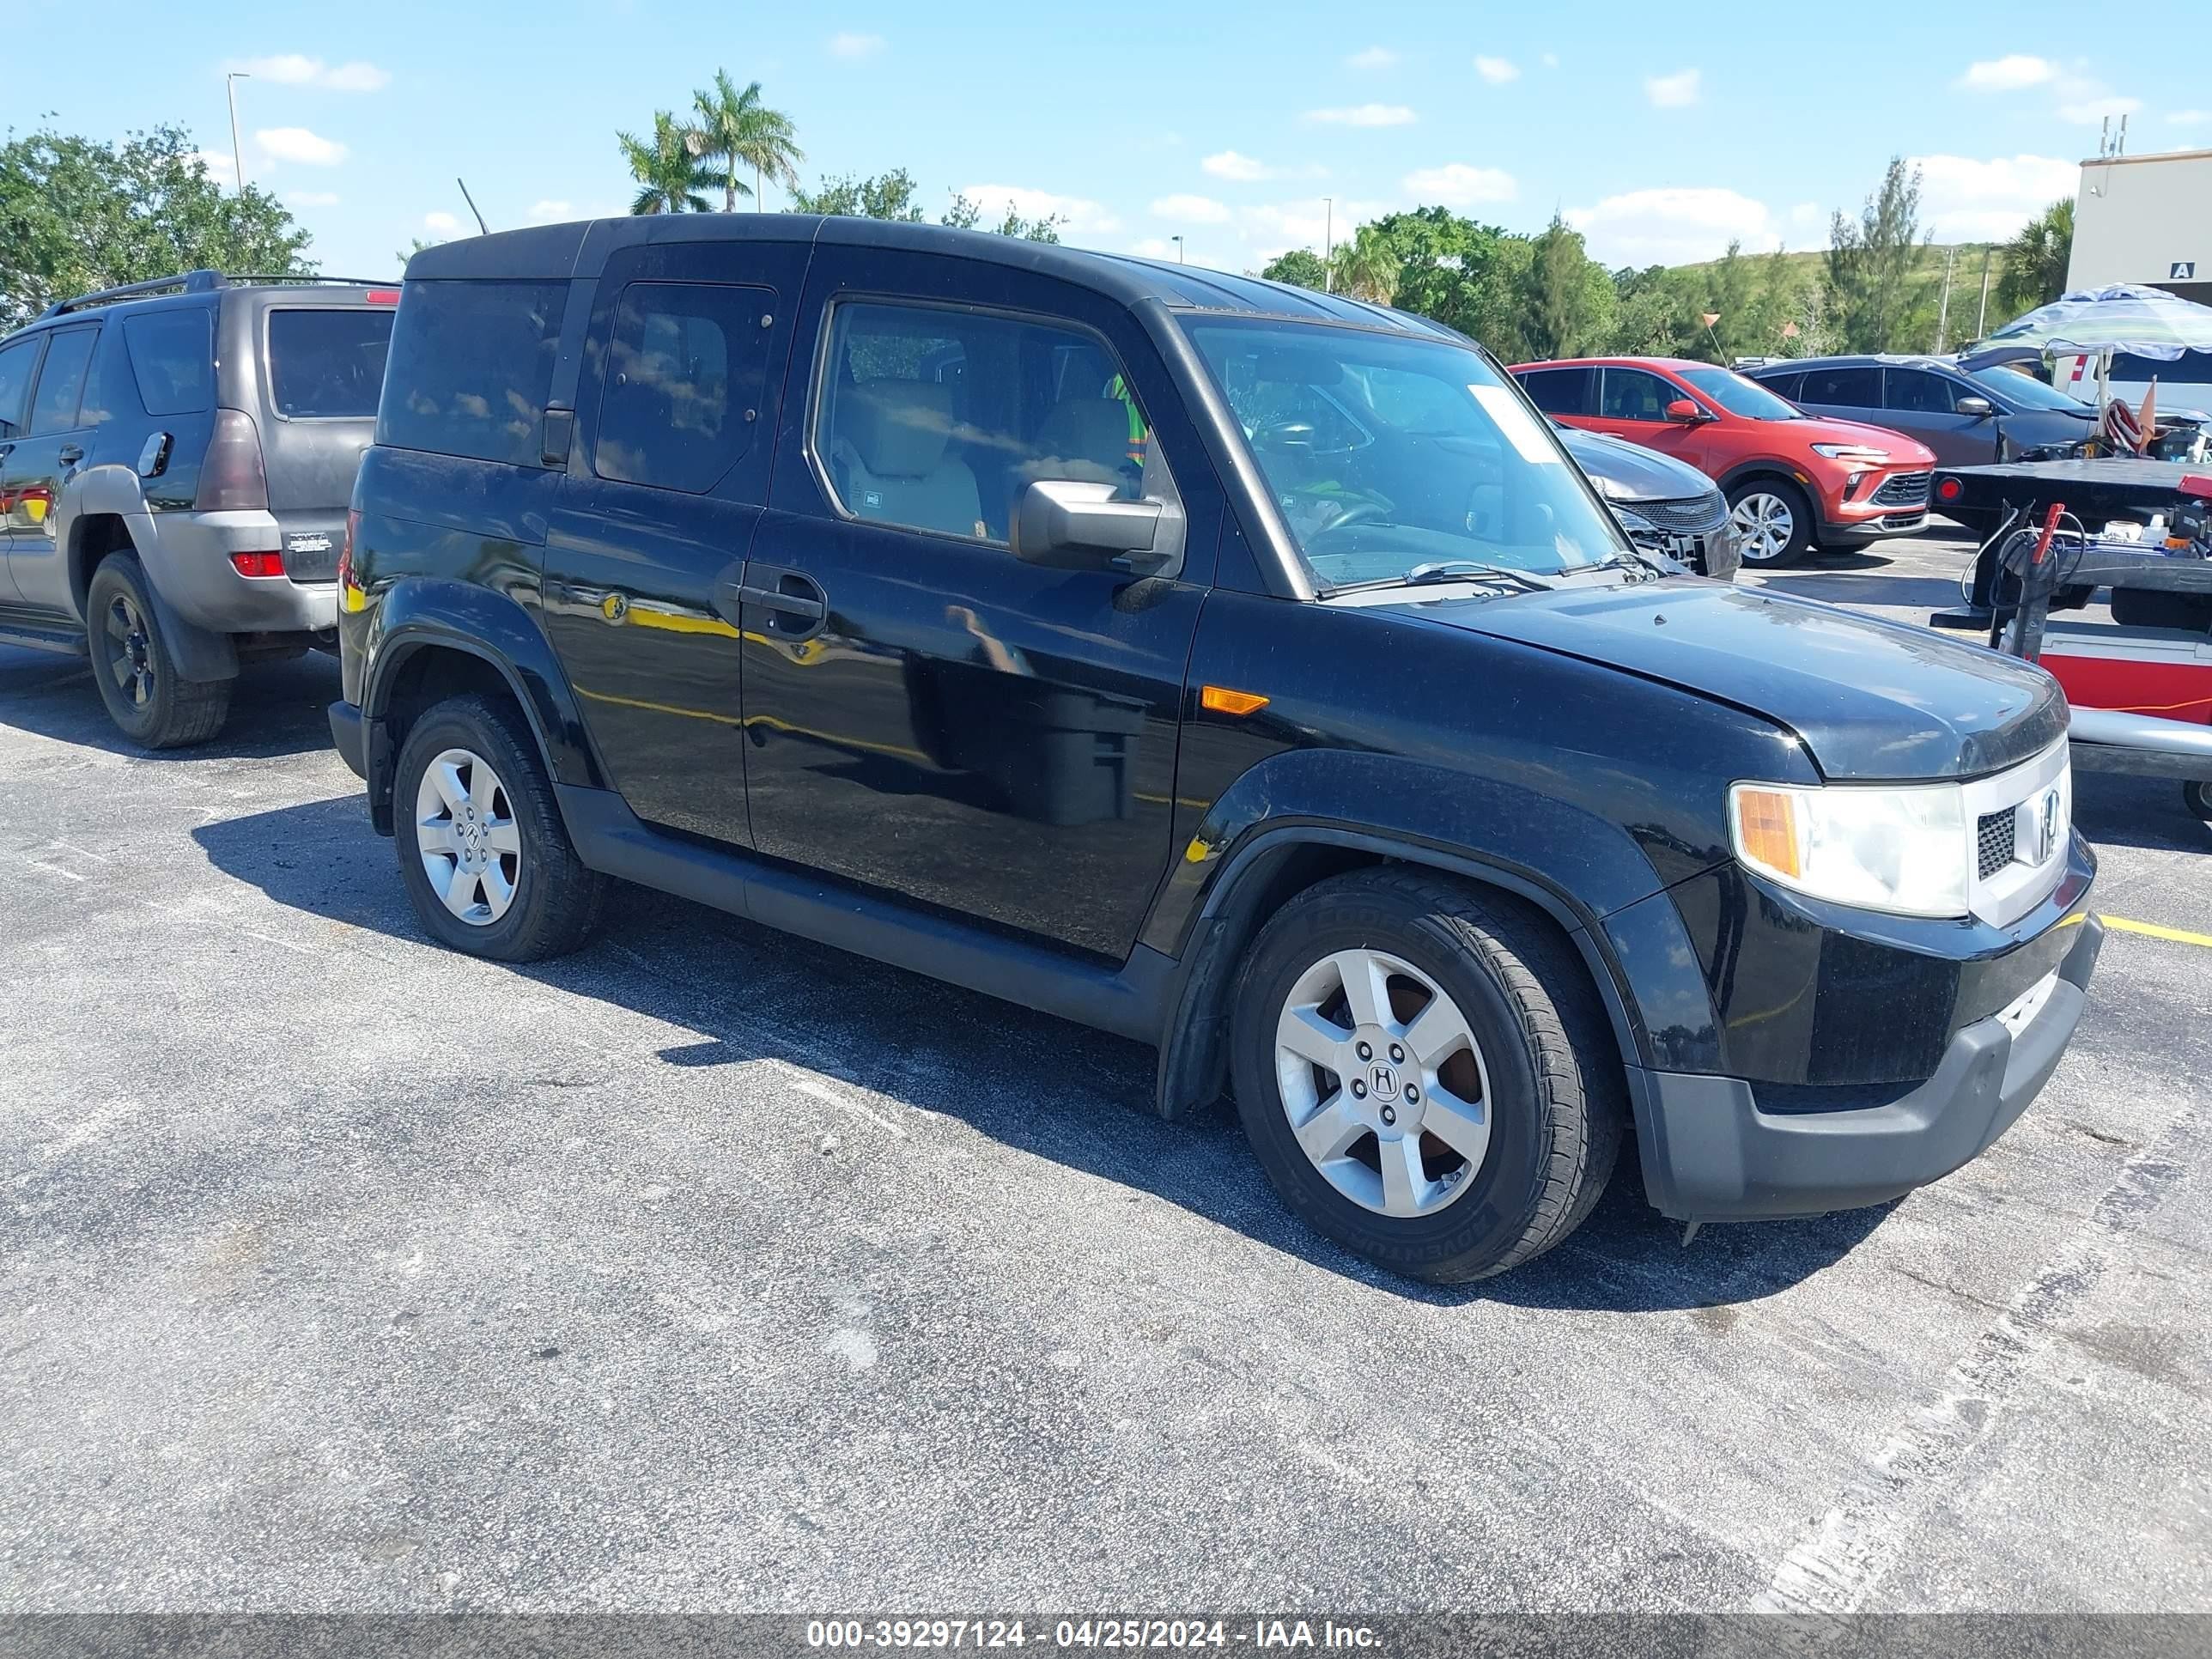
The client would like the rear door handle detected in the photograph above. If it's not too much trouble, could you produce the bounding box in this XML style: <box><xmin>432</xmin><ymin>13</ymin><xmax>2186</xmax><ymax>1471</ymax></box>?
<box><xmin>58</xmin><ymin>445</ymin><xmax>83</xmax><ymax>466</ymax></box>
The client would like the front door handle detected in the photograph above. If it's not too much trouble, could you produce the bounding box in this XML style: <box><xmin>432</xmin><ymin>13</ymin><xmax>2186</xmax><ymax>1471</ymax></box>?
<box><xmin>728</xmin><ymin>566</ymin><xmax>829</xmax><ymax>640</ymax></box>
<box><xmin>57</xmin><ymin>445</ymin><xmax>84</xmax><ymax>467</ymax></box>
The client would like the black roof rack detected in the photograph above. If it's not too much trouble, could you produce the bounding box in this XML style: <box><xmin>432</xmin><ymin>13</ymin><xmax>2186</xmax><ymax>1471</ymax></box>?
<box><xmin>35</xmin><ymin>270</ymin><xmax>399</xmax><ymax>321</ymax></box>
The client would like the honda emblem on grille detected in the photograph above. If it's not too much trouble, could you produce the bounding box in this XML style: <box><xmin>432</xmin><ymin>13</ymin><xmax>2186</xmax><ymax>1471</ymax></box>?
<box><xmin>2022</xmin><ymin>787</ymin><xmax>2062</xmax><ymax>865</ymax></box>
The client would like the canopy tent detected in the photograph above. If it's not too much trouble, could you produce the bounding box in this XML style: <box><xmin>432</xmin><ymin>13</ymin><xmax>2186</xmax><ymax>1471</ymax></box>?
<box><xmin>1964</xmin><ymin>284</ymin><xmax>2212</xmax><ymax>459</ymax></box>
<box><xmin>1972</xmin><ymin>283</ymin><xmax>2212</xmax><ymax>361</ymax></box>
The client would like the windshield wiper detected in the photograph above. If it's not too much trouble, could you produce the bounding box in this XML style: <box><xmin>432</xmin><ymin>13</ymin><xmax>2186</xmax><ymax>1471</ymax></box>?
<box><xmin>1328</xmin><ymin>561</ymin><xmax>1554</xmax><ymax>596</ymax></box>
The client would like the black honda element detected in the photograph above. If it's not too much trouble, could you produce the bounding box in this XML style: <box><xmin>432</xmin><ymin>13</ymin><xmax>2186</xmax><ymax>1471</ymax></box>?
<box><xmin>329</xmin><ymin>217</ymin><xmax>2101</xmax><ymax>1282</ymax></box>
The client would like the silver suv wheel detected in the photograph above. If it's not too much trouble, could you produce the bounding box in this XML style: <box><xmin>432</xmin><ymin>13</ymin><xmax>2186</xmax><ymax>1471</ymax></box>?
<box><xmin>1273</xmin><ymin>946</ymin><xmax>1492</xmax><ymax>1218</ymax></box>
<box><xmin>1730</xmin><ymin>490</ymin><xmax>1796</xmax><ymax>564</ymax></box>
<box><xmin>414</xmin><ymin>747</ymin><xmax>521</xmax><ymax>925</ymax></box>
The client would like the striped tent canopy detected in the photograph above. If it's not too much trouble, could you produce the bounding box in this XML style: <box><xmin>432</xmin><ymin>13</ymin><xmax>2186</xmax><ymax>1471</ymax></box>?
<box><xmin>1979</xmin><ymin>283</ymin><xmax>2212</xmax><ymax>362</ymax></box>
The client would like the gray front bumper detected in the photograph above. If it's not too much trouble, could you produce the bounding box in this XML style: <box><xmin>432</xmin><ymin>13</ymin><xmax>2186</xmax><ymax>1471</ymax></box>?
<box><xmin>1633</xmin><ymin>912</ymin><xmax>2104</xmax><ymax>1221</ymax></box>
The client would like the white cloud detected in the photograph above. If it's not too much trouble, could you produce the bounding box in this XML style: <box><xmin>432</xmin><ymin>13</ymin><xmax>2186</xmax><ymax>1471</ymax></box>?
<box><xmin>1911</xmin><ymin>153</ymin><xmax>2077</xmax><ymax>241</ymax></box>
<box><xmin>1644</xmin><ymin>69</ymin><xmax>1700</xmax><ymax>109</ymax></box>
<box><xmin>1960</xmin><ymin>54</ymin><xmax>2057</xmax><ymax>92</ymax></box>
<box><xmin>1346</xmin><ymin>46</ymin><xmax>1396</xmax><ymax>70</ymax></box>
<box><xmin>227</xmin><ymin>54</ymin><xmax>387</xmax><ymax>91</ymax></box>
<box><xmin>255</xmin><ymin>126</ymin><xmax>347</xmax><ymax>166</ymax></box>
<box><xmin>1565</xmin><ymin>186</ymin><xmax>1778</xmax><ymax>264</ymax></box>
<box><xmin>188</xmin><ymin>149</ymin><xmax>236</xmax><ymax>180</ymax></box>
<box><xmin>959</xmin><ymin>184</ymin><xmax>1120</xmax><ymax>235</ymax></box>
<box><xmin>1788</xmin><ymin>200</ymin><xmax>1825</xmax><ymax>231</ymax></box>
<box><xmin>423</xmin><ymin>210</ymin><xmax>462</xmax><ymax>233</ymax></box>
<box><xmin>1236</xmin><ymin>197</ymin><xmax>1390</xmax><ymax>261</ymax></box>
<box><xmin>2169</xmin><ymin>110</ymin><xmax>2209</xmax><ymax>126</ymax></box>
<box><xmin>1202</xmin><ymin>149</ymin><xmax>1275</xmax><ymax>182</ymax></box>
<box><xmin>1150</xmin><ymin>193</ymin><xmax>1231</xmax><ymax>224</ymax></box>
<box><xmin>1474</xmin><ymin>56</ymin><xmax>1519</xmax><ymax>85</ymax></box>
<box><xmin>2057</xmin><ymin>91</ymin><xmax>2140</xmax><ymax>125</ymax></box>
<box><xmin>1402</xmin><ymin>162</ymin><xmax>1516</xmax><ymax>206</ymax></box>
<box><xmin>522</xmin><ymin>198</ymin><xmax>615</xmax><ymax>225</ymax></box>
<box><xmin>1304</xmin><ymin>103</ymin><xmax>1416</xmax><ymax>128</ymax></box>
<box><xmin>284</xmin><ymin>191</ymin><xmax>339</xmax><ymax>209</ymax></box>
<box><xmin>828</xmin><ymin>30</ymin><xmax>885</xmax><ymax>58</ymax></box>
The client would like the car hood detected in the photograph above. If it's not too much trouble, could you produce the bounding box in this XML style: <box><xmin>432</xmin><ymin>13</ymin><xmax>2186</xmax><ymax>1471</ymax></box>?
<box><xmin>1387</xmin><ymin>579</ymin><xmax>2067</xmax><ymax>781</ymax></box>
<box><xmin>1556</xmin><ymin>426</ymin><xmax>1714</xmax><ymax>502</ymax></box>
<box><xmin>1789</xmin><ymin>416</ymin><xmax>1937</xmax><ymax>463</ymax></box>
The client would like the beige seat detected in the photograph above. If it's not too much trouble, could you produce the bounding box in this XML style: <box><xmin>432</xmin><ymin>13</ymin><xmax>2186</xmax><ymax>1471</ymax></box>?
<box><xmin>831</xmin><ymin>380</ymin><xmax>983</xmax><ymax>539</ymax></box>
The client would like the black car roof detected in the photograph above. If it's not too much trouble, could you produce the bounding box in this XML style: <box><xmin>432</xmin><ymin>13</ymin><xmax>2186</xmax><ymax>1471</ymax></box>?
<box><xmin>1753</xmin><ymin>353</ymin><xmax>1959</xmax><ymax>373</ymax></box>
<box><xmin>404</xmin><ymin>214</ymin><xmax>1461</xmax><ymax>337</ymax></box>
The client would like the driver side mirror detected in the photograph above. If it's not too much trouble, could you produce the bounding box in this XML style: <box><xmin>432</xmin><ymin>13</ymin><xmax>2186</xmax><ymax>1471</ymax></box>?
<box><xmin>1664</xmin><ymin>398</ymin><xmax>1710</xmax><ymax>424</ymax></box>
<box><xmin>1012</xmin><ymin>479</ymin><xmax>1183</xmax><ymax>574</ymax></box>
<box><xmin>1955</xmin><ymin>395</ymin><xmax>1996</xmax><ymax>419</ymax></box>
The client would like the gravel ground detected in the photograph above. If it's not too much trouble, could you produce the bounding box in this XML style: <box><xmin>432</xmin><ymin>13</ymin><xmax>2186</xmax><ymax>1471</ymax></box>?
<box><xmin>2</xmin><ymin>531</ymin><xmax>2208</xmax><ymax>1616</ymax></box>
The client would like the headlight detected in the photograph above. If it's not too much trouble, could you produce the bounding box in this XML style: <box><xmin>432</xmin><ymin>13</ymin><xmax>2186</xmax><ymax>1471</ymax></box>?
<box><xmin>1811</xmin><ymin>442</ymin><xmax>1890</xmax><ymax>462</ymax></box>
<box><xmin>1729</xmin><ymin>779</ymin><xmax>1969</xmax><ymax>917</ymax></box>
<box><xmin>1613</xmin><ymin>506</ymin><xmax>1660</xmax><ymax>543</ymax></box>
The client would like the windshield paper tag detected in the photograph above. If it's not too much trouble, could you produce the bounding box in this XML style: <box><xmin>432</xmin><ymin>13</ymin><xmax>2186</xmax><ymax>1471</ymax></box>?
<box><xmin>1470</xmin><ymin>385</ymin><xmax>1560</xmax><ymax>465</ymax></box>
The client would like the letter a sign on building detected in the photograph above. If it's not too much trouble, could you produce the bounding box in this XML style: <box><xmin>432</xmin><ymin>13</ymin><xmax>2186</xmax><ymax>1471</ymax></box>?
<box><xmin>2173</xmin><ymin>261</ymin><xmax>2198</xmax><ymax>280</ymax></box>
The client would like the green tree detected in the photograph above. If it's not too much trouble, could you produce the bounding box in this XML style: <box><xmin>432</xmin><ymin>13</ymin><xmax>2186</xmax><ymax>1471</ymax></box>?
<box><xmin>0</xmin><ymin>124</ymin><xmax>313</xmax><ymax>329</ymax></box>
<box><xmin>686</xmin><ymin>71</ymin><xmax>803</xmax><ymax>211</ymax></box>
<box><xmin>618</xmin><ymin>112</ymin><xmax>716</xmax><ymax>215</ymax></box>
<box><xmin>946</xmin><ymin>192</ymin><xmax>1062</xmax><ymax>241</ymax></box>
<box><xmin>1518</xmin><ymin>218</ymin><xmax>1613</xmax><ymax>360</ymax></box>
<box><xmin>790</xmin><ymin>168</ymin><xmax>926</xmax><ymax>221</ymax></box>
<box><xmin>1996</xmin><ymin>198</ymin><xmax>2074</xmax><ymax>319</ymax></box>
<box><xmin>1609</xmin><ymin>264</ymin><xmax>1702</xmax><ymax>356</ymax></box>
<box><xmin>1827</xmin><ymin>156</ymin><xmax>1931</xmax><ymax>351</ymax></box>
<box><xmin>1328</xmin><ymin>223</ymin><xmax>1400</xmax><ymax>304</ymax></box>
<box><xmin>1259</xmin><ymin>249</ymin><xmax>1329</xmax><ymax>290</ymax></box>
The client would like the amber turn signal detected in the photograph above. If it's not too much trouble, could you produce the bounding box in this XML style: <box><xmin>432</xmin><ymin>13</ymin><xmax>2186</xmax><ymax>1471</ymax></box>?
<box><xmin>1731</xmin><ymin>787</ymin><xmax>1802</xmax><ymax>878</ymax></box>
<box><xmin>1200</xmin><ymin>685</ymin><xmax>1269</xmax><ymax>717</ymax></box>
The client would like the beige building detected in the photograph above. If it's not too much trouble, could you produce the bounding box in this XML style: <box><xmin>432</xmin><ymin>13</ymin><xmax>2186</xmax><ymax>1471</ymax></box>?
<box><xmin>2068</xmin><ymin>147</ymin><xmax>2212</xmax><ymax>304</ymax></box>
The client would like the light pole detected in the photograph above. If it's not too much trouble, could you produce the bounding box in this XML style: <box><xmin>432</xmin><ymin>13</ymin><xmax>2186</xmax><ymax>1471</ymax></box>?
<box><xmin>1323</xmin><ymin>197</ymin><xmax>1334</xmax><ymax>292</ymax></box>
<box><xmin>1170</xmin><ymin>234</ymin><xmax>1184</xmax><ymax>264</ymax></box>
<box><xmin>225</xmin><ymin>71</ymin><xmax>250</xmax><ymax>191</ymax></box>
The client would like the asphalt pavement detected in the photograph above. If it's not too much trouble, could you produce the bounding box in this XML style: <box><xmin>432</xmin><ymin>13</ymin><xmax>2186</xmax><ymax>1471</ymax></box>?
<box><xmin>3</xmin><ymin>532</ymin><xmax>2209</xmax><ymax>1616</ymax></box>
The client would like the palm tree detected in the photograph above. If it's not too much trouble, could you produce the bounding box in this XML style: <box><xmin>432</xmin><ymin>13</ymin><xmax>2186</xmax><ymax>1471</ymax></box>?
<box><xmin>687</xmin><ymin>71</ymin><xmax>805</xmax><ymax>211</ymax></box>
<box><xmin>1997</xmin><ymin>198</ymin><xmax>2075</xmax><ymax>318</ymax></box>
<box><xmin>617</xmin><ymin>112</ymin><xmax>714</xmax><ymax>216</ymax></box>
<box><xmin>1328</xmin><ymin>225</ymin><xmax>1399</xmax><ymax>305</ymax></box>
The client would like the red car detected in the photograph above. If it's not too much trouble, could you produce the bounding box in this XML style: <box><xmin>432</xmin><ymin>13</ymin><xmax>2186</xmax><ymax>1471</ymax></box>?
<box><xmin>1509</xmin><ymin>356</ymin><xmax>1935</xmax><ymax>568</ymax></box>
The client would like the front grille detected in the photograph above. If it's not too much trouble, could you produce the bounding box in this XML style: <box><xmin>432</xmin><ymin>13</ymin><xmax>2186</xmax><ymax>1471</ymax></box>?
<box><xmin>1977</xmin><ymin>810</ymin><xmax>2015</xmax><ymax>878</ymax></box>
<box><xmin>1873</xmin><ymin>471</ymin><xmax>1932</xmax><ymax>507</ymax></box>
<box><xmin>1629</xmin><ymin>493</ymin><xmax>1729</xmax><ymax>534</ymax></box>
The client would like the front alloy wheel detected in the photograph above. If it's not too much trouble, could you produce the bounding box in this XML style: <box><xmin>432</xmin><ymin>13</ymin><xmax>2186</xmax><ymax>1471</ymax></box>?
<box><xmin>1729</xmin><ymin>489</ymin><xmax>1798</xmax><ymax>565</ymax></box>
<box><xmin>414</xmin><ymin>747</ymin><xmax>522</xmax><ymax>926</ymax></box>
<box><xmin>1273</xmin><ymin>945</ymin><xmax>1493</xmax><ymax>1218</ymax></box>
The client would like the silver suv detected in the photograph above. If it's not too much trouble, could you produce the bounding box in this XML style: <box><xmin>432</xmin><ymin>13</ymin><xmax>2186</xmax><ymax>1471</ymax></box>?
<box><xmin>0</xmin><ymin>270</ymin><xmax>396</xmax><ymax>745</ymax></box>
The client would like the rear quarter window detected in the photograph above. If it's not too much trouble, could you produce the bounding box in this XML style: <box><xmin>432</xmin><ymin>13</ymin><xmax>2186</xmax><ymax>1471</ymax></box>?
<box><xmin>267</xmin><ymin>307</ymin><xmax>396</xmax><ymax>419</ymax></box>
<box><xmin>1516</xmin><ymin>366</ymin><xmax>1593</xmax><ymax>416</ymax></box>
<box><xmin>375</xmin><ymin>281</ymin><xmax>565</xmax><ymax>465</ymax></box>
<box><xmin>122</xmin><ymin>308</ymin><xmax>215</xmax><ymax>415</ymax></box>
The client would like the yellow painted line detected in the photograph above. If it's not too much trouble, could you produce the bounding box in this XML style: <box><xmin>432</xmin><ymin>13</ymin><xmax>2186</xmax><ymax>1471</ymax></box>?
<box><xmin>2100</xmin><ymin>914</ymin><xmax>2212</xmax><ymax>949</ymax></box>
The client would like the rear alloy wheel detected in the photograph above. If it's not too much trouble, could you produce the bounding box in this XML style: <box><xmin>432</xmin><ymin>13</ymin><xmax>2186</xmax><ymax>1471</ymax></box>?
<box><xmin>392</xmin><ymin>694</ymin><xmax>607</xmax><ymax>962</ymax></box>
<box><xmin>414</xmin><ymin>747</ymin><xmax>524</xmax><ymax>927</ymax></box>
<box><xmin>1727</xmin><ymin>480</ymin><xmax>1813</xmax><ymax>568</ymax></box>
<box><xmin>85</xmin><ymin>553</ymin><xmax>231</xmax><ymax>748</ymax></box>
<box><xmin>1231</xmin><ymin>870</ymin><xmax>1624</xmax><ymax>1283</ymax></box>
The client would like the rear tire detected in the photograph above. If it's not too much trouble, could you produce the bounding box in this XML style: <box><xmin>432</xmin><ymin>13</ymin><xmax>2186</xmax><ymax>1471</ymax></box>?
<box><xmin>392</xmin><ymin>694</ymin><xmax>608</xmax><ymax>962</ymax></box>
<box><xmin>85</xmin><ymin>554</ymin><xmax>231</xmax><ymax>749</ymax></box>
<box><xmin>1727</xmin><ymin>478</ymin><xmax>1814</xmax><ymax>568</ymax></box>
<box><xmin>2185</xmin><ymin>780</ymin><xmax>2212</xmax><ymax>826</ymax></box>
<box><xmin>1229</xmin><ymin>869</ymin><xmax>1624</xmax><ymax>1284</ymax></box>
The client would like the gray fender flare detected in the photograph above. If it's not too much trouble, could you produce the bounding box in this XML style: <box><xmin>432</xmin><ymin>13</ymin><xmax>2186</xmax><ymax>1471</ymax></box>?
<box><xmin>59</xmin><ymin>468</ymin><xmax>238</xmax><ymax>684</ymax></box>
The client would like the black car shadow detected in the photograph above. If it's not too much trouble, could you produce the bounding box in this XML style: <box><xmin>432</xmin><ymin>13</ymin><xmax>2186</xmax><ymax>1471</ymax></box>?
<box><xmin>194</xmin><ymin>793</ymin><xmax>1890</xmax><ymax>1310</ymax></box>
<box><xmin>2074</xmin><ymin>770</ymin><xmax>2212</xmax><ymax>854</ymax></box>
<box><xmin>0</xmin><ymin>643</ymin><xmax>342</xmax><ymax>763</ymax></box>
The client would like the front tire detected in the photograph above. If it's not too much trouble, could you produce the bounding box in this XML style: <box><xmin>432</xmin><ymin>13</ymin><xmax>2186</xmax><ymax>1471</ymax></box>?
<box><xmin>1229</xmin><ymin>870</ymin><xmax>1624</xmax><ymax>1283</ymax></box>
<box><xmin>392</xmin><ymin>694</ymin><xmax>608</xmax><ymax>962</ymax></box>
<box><xmin>86</xmin><ymin>554</ymin><xmax>231</xmax><ymax>748</ymax></box>
<box><xmin>1727</xmin><ymin>479</ymin><xmax>1814</xmax><ymax>568</ymax></box>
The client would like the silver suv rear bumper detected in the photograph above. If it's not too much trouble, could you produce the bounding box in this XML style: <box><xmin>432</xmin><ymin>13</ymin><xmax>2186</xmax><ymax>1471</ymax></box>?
<box><xmin>143</xmin><ymin>510</ymin><xmax>337</xmax><ymax>634</ymax></box>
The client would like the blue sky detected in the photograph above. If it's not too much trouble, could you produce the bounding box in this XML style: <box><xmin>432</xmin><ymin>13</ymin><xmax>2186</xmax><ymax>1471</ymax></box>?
<box><xmin>15</xmin><ymin>0</ymin><xmax>2208</xmax><ymax>281</ymax></box>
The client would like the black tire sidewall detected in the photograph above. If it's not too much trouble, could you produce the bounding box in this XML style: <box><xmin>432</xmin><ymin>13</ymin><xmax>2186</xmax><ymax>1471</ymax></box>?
<box><xmin>1729</xmin><ymin>477</ymin><xmax>1813</xmax><ymax>566</ymax></box>
<box><xmin>392</xmin><ymin>700</ymin><xmax>556</xmax><ymax>959</ymax></box>
<box><xmin>2185</xmin><ymin>780</ymin><xmax>2212</xmax><ymax>825</ymax></box>
<box><xmin>86</xmin><ymin>556</ymin><xmax>175</xmax><ymax>742</ymax></box>
<box><xmin>1231</xmin><ymin>886</ymin><xmax>1554</xmax><ymax>1276</ymax></box>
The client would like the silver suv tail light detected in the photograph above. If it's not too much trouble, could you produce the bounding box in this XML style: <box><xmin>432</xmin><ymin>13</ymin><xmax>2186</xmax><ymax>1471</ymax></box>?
<box><xmin>196</xmin><ymin>409</ymin><xmax>269</xmax><ymax>512</ymax></box>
